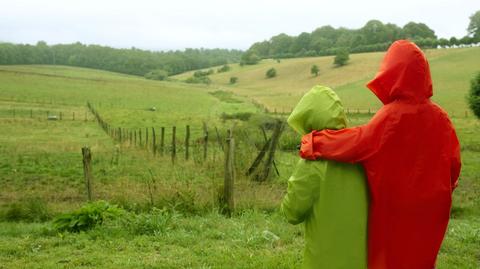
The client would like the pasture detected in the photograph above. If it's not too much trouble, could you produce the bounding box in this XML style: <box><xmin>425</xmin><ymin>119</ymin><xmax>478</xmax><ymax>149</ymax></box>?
<box><xmin>0</xmin><ymin>48</ymin><xmax>479</xmax><ymax>268</ymax></box>
<box><xmin>174</xmin><ymin>47</ymin><xmax>480</xmax><ymax>115</ymax></box>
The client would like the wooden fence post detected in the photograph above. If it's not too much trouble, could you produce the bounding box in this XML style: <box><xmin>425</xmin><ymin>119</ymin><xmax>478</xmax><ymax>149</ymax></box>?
<box><xmin>134</xmin><ymin>130</ymin><xmax>137</xmax><ymax>145</ymax></box>
<box><xmin>260</xmin><ymin>121</ymin><xmax>283</xmax><ymax>181</ymax></box>
<box><xmin>185</xmin><ymin>125</ymin><xmax>190</xmax><ymax>160</ymax></box>
<box><xmin>139</xmin><ymin>128</ymin><xmax>142</xmax><ymax>147</ymax></box>
<box><xmin>152</xmin><ymin>127</ymin><xmax>156</xmax><ymax>156</ymax></box>
<box><xmin>145</xmin><ymin>127</ymin><xmax>149</xmax><ymax>150</ymax></box>
<box><xmin>172</xmin><ymin>126</ymin><xmax>176</xmax><ymax>163</ymax></box>
<box><xmin>215</xmin><ymin>126</ymin><xmax>224</xmax><ymax>151</ymax></box>
<box><xmin>221</xmin><ymin>129</ymin><xmax>235</xmax><ymax>217</ymax></box>
<box><xmin>160</xmin><ymin>127</ymin><xmax>165</xmax><ymax>156</ymax></box>
<box><xmin>203</xmin><ymin>122</ymin><xmax>208</xmax><ymax>161</ymax></box>
<box><xmin>81</xmin><ymin>147</ymin><xmax>93</xmax><ymax>201</ymax></box>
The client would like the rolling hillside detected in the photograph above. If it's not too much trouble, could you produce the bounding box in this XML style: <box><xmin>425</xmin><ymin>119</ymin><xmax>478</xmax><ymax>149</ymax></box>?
<box><xmin>0</xmin><ymin>65</ymin><xmax>258</xmax><ymax>129</ymax></box>
<box><xmin>175</xmin><ymin>47</ymin><xmax>480</xmax><ymax>115</ymax></box>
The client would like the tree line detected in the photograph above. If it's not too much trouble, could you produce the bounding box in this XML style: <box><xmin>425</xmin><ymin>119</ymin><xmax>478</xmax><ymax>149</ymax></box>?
<box><xmin>1</xmin><ymin>11</ymin><xmax>479</xmax><ymax>75</ymax></box>
<box><xmin>0</xmin><ymin>41</ymin><xmax>242</xmax><ymax>76</ymax></box>
<box><xmin>246</xmin><ymin>17</ymin><xmax>480</xmax><ymax>61</ymax></box>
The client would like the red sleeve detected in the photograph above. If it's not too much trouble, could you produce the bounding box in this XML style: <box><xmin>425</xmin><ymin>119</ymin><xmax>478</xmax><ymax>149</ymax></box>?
<box><xmin>450</xmin><ymin>128</ymin><xmax>461</xmax><ymax>191</ymax></box>
<box><xmin>300</xmin><ymin>106</ymin><xmax>393</xmax><ymax>163</ymax></box>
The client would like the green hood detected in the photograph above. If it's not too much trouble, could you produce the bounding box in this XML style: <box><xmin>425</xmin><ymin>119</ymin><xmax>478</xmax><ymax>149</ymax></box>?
<box><xmin>287</xmin><ymin>85</ymin><xmax>347</xmax><ymax>135</ymax></box>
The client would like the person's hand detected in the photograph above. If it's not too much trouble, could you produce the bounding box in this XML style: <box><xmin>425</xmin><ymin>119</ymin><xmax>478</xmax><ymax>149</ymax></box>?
<box><xmin>299</xmin><ymin>131</ymin><xmax>318</xmax><ymax>160</ymax></box>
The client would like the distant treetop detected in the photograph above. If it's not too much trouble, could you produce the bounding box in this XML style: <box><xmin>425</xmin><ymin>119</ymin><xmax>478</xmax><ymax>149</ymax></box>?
<box><xmin>246</xmin><ymin>18</ymin><xmax>479</xmax><ymax>60</ymax></box>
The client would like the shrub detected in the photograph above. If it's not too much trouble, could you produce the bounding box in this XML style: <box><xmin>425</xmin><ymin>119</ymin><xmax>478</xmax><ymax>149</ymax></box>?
<box><xmin>334</xmin><ymin>48</ymin><xmax>350</xmax><ymax>66</ymax></box>
<box><xmin>209</xmin><ymin>90</ymin><xmax>242</xmax><ymax>103</ymax></box>
<box><xmin>185</xmin><ymin>76</ymin><xmax>211</xmax><ymax>85</ymax></box>
<box><xmin>144</xmin><ymin>69</ymin><xmax>169</xmax><ymax>81</ymax></box>
<box><xmin>193</xmin><ymin>69</ymin><xmax>214</xmax><ymax>78</ymax></box>
<box><xmin>119</xmin><ymin>208</ymin><xmax>176</xmax><ymax>236</ymax></box>
<box><xmin>266</xmin><ymin>68</ymin><xmax>277</xmax><ymax>78</ymax></box>
<box><xmin>1</xmin><ymin>198</ymin><xmax>52</xmax><ymax>222</ymax></box>
<box><xmin>221</xmin><ymin>112</ymin><xmax>253</xmax><ymax>121</ymax></box>
<box><xmin>468</xmin><ymin>72</ymin><xmax>480</xmax><ymax>119</ymax></box>
<box><xmin>217</xmin><ymin>65</ymin><xmax>231</xmax><ymax>73</ymax></box>
<box><xmin>230</xmin><ymin>77</ymin><xmax>238</xmax><ymax>84</ymax></box>
<box><xmin>311</xmin><ymin>65</ymin><xmax>319</xmax><ymax>76</ymax></box>
<box><xmin>53</xmin><ymin>201</ymin><xmax>124</xmax><ymax>233</ymax></box>
<box><xmin>241</xmin><ymin>51</ymin><xmax>260</xmax><ymax>65</ymax></box>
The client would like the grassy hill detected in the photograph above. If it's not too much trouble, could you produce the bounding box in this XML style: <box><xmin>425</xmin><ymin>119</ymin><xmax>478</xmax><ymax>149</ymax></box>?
<box><xmin>175</xmin><ymin>47</ymin><xmax>480</xmax><ymax>115</ymax></box>
<box><xmin>0</xmin><ymin>64</ymin><xmax>478</xmax><ymax>268</ymax></box>
<box><xmin>0</xmin><ymin>65</ymin><xmax>258</xmax><ymax>129</ymax></box>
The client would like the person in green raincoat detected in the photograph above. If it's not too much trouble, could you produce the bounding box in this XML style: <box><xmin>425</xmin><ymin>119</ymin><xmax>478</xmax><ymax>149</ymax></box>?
<box><xmin>281</xmin><ymin>85</ymin><xmax>368</xmax><ymax>269</ymax></box>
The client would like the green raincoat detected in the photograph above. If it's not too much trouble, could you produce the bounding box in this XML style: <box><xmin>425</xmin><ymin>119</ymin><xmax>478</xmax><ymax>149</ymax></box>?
<box><xmin>281</xmin><ymin>85</ymin><xmax>368</xmax><ymax>269</ymax></box>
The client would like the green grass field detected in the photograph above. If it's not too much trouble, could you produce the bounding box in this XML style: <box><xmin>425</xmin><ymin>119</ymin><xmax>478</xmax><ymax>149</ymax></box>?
<box><xmin>0</xmin><ymin>47</ymin><xmax>479</xmax><ymax>268</ymax></box>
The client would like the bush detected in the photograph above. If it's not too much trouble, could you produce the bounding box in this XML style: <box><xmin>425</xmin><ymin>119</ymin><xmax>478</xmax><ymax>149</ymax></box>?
<box><xmin>210</xmin><ymin>90</ymin><xmax>242</xmax><ymax>103</ymax></box>
<box><xmin>144</xmin><ymin>69</ymin><xmax>169</xmax><ymax>81</ymax></box>
<box><xmin>266</xmin><ymin>68</ymin><xmax>277</xmax><ymax>78</ymax></box>
<box><xmin>193</xmin><ymin>69</ymin><xmax>214</xmax><ymax>78</ymax></box>
<box><xmin>468</xmin><ymin>72</ymin><xmax>480</xmax><ymax>119</ymax></box>
<box><xmin>311</xmin><ymin>65</ymin><xmax>319</xmax><ymax>76</ymax></box>
<box><xmin>185</xmin><ymin>76</ymin><xmax>211</xmax><ymax>85</ymax></box>
<box><xmin>241</xmin><ymin>51</ymin><xmax>260</xmax><ymax>65</ymax></box>
<box><xmin>230</xmin><ymin>77</ymin><xmax>238</xmax><ymax>84</ymax></box>
<box><xmin>221</xmin><ymin>112</ymin><xmax>253</xmax><ymax>121</ymax></box>
<box><xmin>217</xmin><ymin>65</ymin><xmax>231</xmax><ymax>73</ymax></box>
<box><xmin>1</xmin><ymin>198</ymin><xmax>51</xmax><ymax>222</ymax></box>
<box><xmin>334</xmin><ymin>48</ymin><xmax>350</xmax><ymax>66</ymax></box>
<box><xmin>119</xmin><ymin>208</ymin><xmax>176</xmax><ymax>236</ymax></box>
<box><xmin>53</xmin><ymin>201</ymin><xmax>124</xmax><ymax>233</ymax></box>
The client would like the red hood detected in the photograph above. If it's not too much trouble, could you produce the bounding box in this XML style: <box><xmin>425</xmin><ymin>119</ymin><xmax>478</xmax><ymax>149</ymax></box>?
<box><xmin>367</xmin><ymin>40</ymin><xmax>433</xmax><ymax>104</ymax></box>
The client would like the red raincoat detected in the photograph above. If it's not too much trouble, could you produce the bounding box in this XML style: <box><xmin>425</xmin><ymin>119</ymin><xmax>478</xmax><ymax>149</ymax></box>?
<box><xmin>300</xmin><ymin>40</ymin><xmax>461</xmax><ymax>269</ymax></box>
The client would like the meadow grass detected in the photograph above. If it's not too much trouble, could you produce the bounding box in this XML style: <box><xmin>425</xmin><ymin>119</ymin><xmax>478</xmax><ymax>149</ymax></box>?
<box><xmin>0</xmin><ymin>62</ymin><xmax>478</xmax><ymax>268</ymax></box>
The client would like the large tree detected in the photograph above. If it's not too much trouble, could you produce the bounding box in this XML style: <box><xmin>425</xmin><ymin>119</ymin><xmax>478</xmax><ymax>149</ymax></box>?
<box><xmin>468</xmin><ymin>10</ymin><xmax>480</xmax><ymax>40</ymax></box>
<box><xmin>402</xmin><ymin>22</ymin><xmax>437</xmax><ymax>39</ymax></box>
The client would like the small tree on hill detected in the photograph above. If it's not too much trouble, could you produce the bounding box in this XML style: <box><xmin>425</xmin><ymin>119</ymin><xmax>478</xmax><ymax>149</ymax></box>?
<box><xmin>334</xmin><ymin>48</ymin><xmax>350</xmax><ymax>67</ymax></box>
<box><xmin>241</xmin><ymin>51</ymin><xmax>260</xmax><ymax>65</ymax></box>
<box><xmin>311</xmin><ymin>65</ymin><xmax>319</xmax><ymax>76</ymax></box>
<box><xmin>218</xmin><ymin>65</ymin><xmax>231</xmax><ymax>73</ymax></box>
<box><xmin>266</xmin><ymin>68</ymin><xmax>277</xmax><ymax>78</ymax></box>
<box><xmin>230</xmin><ymin>77</ymin><xmax>238</xmax><ymax>84</ymax></box>
<box><xmin>468</xmin><ymin>72</ymin><xmax>480</xmax><ymax>119</ymax></box>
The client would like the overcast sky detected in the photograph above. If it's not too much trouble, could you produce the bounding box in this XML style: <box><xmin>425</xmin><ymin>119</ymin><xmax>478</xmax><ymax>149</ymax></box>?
<box><xmin>1</xmin><ymin>0</ymin><xmax>479</xmax><ymax>51</ymax></box>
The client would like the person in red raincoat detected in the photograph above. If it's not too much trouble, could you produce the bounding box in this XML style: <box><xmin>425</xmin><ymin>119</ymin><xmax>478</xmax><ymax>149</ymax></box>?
<box><xmin>299</xmin><ymin>40</ymin><xmax>461</xmax><ymax>269</ymax></box>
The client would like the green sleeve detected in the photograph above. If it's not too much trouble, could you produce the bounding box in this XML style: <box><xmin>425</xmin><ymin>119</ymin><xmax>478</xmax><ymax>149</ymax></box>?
<box><xmin>281</xmin><ymin>159</ymin><xmax>322</xmax><ymax>225</ymax></box>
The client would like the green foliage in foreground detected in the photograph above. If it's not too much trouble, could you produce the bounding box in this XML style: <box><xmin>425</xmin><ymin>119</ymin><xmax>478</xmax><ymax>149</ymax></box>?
<box><xmin>468</xmin><ymin>72</ymin><xmax>480</xmax><ymax>119</ymax></box>
<box><xmin>0</xmin><ymin>210</ymin><xmax>478</xmax><ymax>268</ymax></box>
<box><xmin>53</xmin><ymin>201</ymin><xmax>124</xmax><ymax>233</ymax></box>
